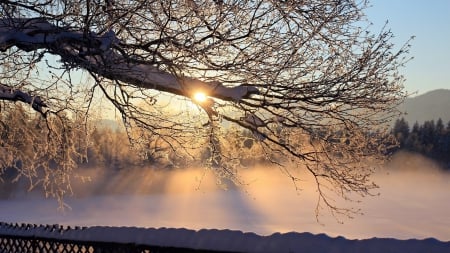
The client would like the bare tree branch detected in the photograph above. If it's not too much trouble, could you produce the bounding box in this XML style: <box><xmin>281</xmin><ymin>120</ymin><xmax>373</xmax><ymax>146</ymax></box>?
<box><xmin>0</xmin><ymin>18</ymin><xmax>259</xmax><ymax>103</ymax></box>
<box><xmin>0</xmin><ymin>0</ymin><xmax>410</xmax><ymax>217</ymax></box>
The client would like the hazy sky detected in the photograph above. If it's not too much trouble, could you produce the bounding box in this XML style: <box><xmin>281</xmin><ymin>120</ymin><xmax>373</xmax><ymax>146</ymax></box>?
<box><xmin>366</xmin><ymin>0</ymin><xmax>450</xmax><ymax>95</ymax></box>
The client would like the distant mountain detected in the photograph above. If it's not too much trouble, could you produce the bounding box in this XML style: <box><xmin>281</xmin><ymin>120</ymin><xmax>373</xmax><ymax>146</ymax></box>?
<box><xmin>398</xmin><ymin>89</ymin><xmax>450</xmax><ymax>124</ymax></box>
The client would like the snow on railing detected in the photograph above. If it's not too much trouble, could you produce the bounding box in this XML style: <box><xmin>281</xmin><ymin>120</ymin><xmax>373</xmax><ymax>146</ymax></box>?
<box><xmin>0</xmin><ymin>222</ymin><xmax>449</xmax><ymax>253</ymax></box>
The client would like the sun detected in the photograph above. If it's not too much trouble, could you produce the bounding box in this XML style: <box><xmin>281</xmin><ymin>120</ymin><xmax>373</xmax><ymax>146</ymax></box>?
<box><xmin>193</xmin><ymin>92</ymin><xmax>207</xmax><ymax>103</ymax></box>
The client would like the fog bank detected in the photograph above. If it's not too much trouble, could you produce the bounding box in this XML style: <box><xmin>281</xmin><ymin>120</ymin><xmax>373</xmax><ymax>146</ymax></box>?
<box><xmin>0</xmin><ymin>151</ymin><xmax>449</xmax><ymax>241</ymax></box>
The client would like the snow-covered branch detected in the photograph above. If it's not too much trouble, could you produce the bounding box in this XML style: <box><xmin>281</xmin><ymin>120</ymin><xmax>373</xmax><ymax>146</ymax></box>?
<box><xmin>0</xmin><ymin>18</ymin><xmax>258</xmax><ymax>104</ymax></box>
<box><xmin>0</xmin><ymin>1</ymin><xmax>410</xmax><ymax>218</ymax></box>
<box><xmin>0</xmin><ymin>84</ymin><xmax>47</xmax><ymax>113</ymax></box>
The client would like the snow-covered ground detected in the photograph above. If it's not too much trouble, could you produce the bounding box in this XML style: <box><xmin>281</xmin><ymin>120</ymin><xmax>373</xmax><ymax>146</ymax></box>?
<box><xmin>0</xmin><ymin>153</ymin><xmax>449</xmax><ymax>252</ymax></box>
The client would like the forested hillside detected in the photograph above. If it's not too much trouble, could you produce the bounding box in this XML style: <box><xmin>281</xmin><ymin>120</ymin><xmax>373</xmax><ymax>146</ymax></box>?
<box><xmin>392</xmin><ymin>118</ymin><xmax>450</xmax><ymax>168</ymax></box>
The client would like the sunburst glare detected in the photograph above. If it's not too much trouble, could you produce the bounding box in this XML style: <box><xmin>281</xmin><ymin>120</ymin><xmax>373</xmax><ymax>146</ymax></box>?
<box><xmin>193</xmin><ymin>92</ymin><xmax>207</xmax><ymax>103</ymax></box>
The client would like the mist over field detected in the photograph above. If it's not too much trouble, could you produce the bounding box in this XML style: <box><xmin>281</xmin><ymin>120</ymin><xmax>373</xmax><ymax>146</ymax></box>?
<box><xmin>0</xmin><ymin>152</ymin><xmax>449</xmax><ymax>241</ymax></box>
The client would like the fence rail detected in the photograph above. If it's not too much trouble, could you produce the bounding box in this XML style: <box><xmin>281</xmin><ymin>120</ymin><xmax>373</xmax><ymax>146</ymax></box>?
<box><xmin>2</xmin><ymin>222</ymin><xmax>450</xmax><ymax>253</ymax></box>
<box><xmin>0</xmin><ymin>223</ymin><xmax>237</xmax><ymax>253</ymax></box>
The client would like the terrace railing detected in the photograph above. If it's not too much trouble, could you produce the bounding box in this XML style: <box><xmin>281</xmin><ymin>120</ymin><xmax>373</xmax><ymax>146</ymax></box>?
<box><xmin>2</xmin><ymin>221</ymin><xmax>449</xmax><ymax>253</ymax></box>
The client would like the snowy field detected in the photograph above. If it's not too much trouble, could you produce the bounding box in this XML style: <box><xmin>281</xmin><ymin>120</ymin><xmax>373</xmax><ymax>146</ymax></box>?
<box><xmin>0</xmin><ymin>153</ymin><xmax>449</xmax><ymax>252</ymax></box>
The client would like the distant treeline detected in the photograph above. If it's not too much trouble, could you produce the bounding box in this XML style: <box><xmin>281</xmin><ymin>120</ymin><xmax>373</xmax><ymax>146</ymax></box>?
<box><xmin>0</xmin><ymin>105</ymin><xmax>266</xmax><ymax>197</ymax></box>
<box><xmin>0</xmin><ymin>105</ymin><xmax>265</xmax><ymax>173</ymax></box>
<box><xmin>392</xmin><ymin>118</ymin><xmax>450</xmax><ymax>168</ymax></box>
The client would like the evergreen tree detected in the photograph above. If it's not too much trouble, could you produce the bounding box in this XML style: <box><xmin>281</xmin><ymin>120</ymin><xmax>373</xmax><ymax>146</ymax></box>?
<box><xmin>420</xmin><ymin>120</ymin><xmax>436</xmax><ymax>155</ymax></box>
<box><xmin>433</xmin><ymin>118</ymin><xmax>446</xmax><ymax>161</ymax></box>
<box><xmin>405</xmin><ymin>121</ymin><xmax>421</xmax><ymax>152</ymax></box>
<box><xmin>392</xmin><ymin>118</ymin><xmax>410</xmax><ymax>148</ymax></box>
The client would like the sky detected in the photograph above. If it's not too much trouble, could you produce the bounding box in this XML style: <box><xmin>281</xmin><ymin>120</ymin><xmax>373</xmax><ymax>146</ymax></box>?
<box><xmin>366</xmin><ymin>0</ymin><xmax>450</xmax><ymax>95</ymax></box>
<box><xmin>53</xmin><ymin>1</ymin><xmax>449</xmax><ymax>99</ymax></box>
